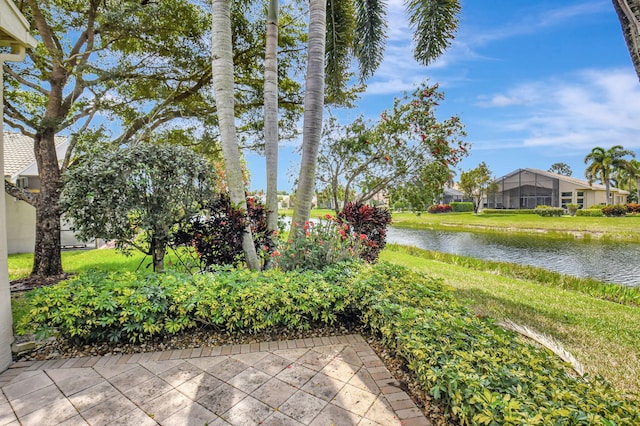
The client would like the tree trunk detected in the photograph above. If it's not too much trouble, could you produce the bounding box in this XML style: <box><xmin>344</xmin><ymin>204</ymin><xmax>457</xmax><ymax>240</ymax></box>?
<box><xmin>211</xmin><ymin>0</ymin><xmax>260</xmax><ymax>270</ymax></box>
<box><xmin>31</xmin><ymin>130</ymin><xmax>63</xmax><ymax>277</ymax></box>
<box><xmin>264</xmin><ymin>0</ymin><xmax>279</xmax><ymax>268</ymax></box>
<box><xmin>613</xmin><ymin>0</ymin><xmax>640</xmax><ymax>81</ymax></box>
<box><xmin>150</xmin><ymin>236</ymin><xmax>166</xmax><ymax>273</ymax></box>
<box><xmin>292</xmin><ymin>0</ymin><xmax>326</xmax><ymax>233</ymax></box>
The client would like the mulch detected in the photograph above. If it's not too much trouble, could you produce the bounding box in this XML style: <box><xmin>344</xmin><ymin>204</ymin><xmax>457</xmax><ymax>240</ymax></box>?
<box><xmin>10</xmin><ymin>273</ymin><xmax>71</xmax><ymax>293</ymax></box>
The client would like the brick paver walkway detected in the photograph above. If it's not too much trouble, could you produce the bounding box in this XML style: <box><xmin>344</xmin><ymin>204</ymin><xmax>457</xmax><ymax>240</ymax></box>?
<box><xmin>0</xmin><ymin>334</ymin><xmax>430</xmax><ymax>425</ymax></box>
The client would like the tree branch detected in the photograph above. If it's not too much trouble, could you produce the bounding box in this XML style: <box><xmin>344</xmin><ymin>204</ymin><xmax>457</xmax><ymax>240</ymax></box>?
<box><xmin>4</xmin><ymin>180</ymin><xmax>37</xmax><ymax>206</ymax></box>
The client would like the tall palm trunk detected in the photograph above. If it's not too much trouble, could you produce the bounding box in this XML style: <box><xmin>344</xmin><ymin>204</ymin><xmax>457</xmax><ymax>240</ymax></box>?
<box><xmin>264</xmin><ymin>0</ymin><xmax>279</xmax><ymax>267</ymax></box>
<box><xmin>211</xmin><ymin>0</ymin><xmax>260</xmax><ymax>270</ymax></box>
<box><xmin>292</xmin><ymin>0</ymin><xmax>326</xmax><ymax>233</ymax></box>
<box><xmin>32</xmin><ymin>130</ymin><xmax>63</xmax><ymax>277</ymax></box>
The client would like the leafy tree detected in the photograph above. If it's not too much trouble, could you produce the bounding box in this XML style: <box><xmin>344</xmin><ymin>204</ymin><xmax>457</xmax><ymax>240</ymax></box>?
<box><xmin>616</xmin><ymin>158</ymin><xmax>640</xmax><ymax>202</ymax></box>
<box><xmin>317</xmin><ymin>83</ymin><xmax>468</xmax><ymax>213</ymax></box>
<box><xmin>584</xmin><ymin>145</ymin><xmax>635</xmax><ymax>201</ymax></box>
<box><xmin>60</xmin><ymin>143</ymin><xmax>215</xmax><ymax>273</ymax></box>
<box><xmin>612</xmin><ymin>0</ymin><xmax>640</xmax><ymax>81</ymax></box>
<box><xmin>4</xmin><ymin>0</ymin><xmax>305</xmax><ymax>276</ymax></box>
<box><xmin>548</xmin><ymin>162</ymin><xmax>573</xmax><ymax>176</ymax></box>
<box><xmin>459</xmin><ymin>162</ymin><xmax>494</xmax><ymax>213</ymax></box>
<box><xmin>291</xmin><ymin>0</ymin><xmax>462</xmax><ymax>235</ymax></box>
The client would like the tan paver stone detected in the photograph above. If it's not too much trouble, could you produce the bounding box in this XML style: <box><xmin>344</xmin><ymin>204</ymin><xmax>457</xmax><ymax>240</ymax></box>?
<box><xmin>252</xmin><ymin>378</ymin><xmax>298</xmax><ymax>408</ymax></box>
<box><xmin>395</xmin><ymin>406</ymin><xmax>425</xmax><ymax>420</ymax></box>
<box><xmin>109</xmin><ymin>366</ymin><xmax>156</xmax><ymax>392</ymax></box>
<box><xmin>337</xmin><ymin>346</ymin><xmax>363</xmax><ymax>367</ymax></box>
<box><xmin>168</xmin><ymin>349</ymin><xmax>183</xmax><ymax>360</ymax></box>
<box><xmin>275</xmin><ymin>363</ymin><xmax>316</xmax><ymax>388</ymax></box>
<box><xmin>332</xmin><ymin>383</ymin><xmax>377</xmax><ymax>417</ymax></box>
<box><xmin>58</xmin><ymin>414</ymin><xmax>90</xmax><ymax>425</ymax></box>
<box><xmin>223</xmin><ymin>395</ymin><xmax>273</xmax><ymax>426</ymax></box>
<box><xmin>2</xmin><ymin>371</ymin><xmax>53</xmax><ymax>400</ymax></box>
<box><xmin>239</xmin><ymin>343</ymin><xmax>251</xmax><ymax>354</ymax></box>
<box><xmin>158</xmin><ymin>361</ymin><xmax>202</xmax><ymax>387</ymax></box>
<box><xmin>207</xmin><ymin>357</ymin><xmax>249</xmax><ymax>382</ymax></box>
<box><xmin>179</xmin><ymin>349</ymin><xmax>193</xmax><ymax>359</ymax></box>
<box><xmin>253</xmin><ymin>353</ymin><xmax>290</xmax><ymax>376</ymax></box>
<box><xmin>273</xmin><ymin>348</ymin><xmax>308</xmax><ymax>362</ymax></box>
<box><xmin>348</xmin><ymin>368</ymin><xmax>379</xmax><ymax>394</ymax></box>
<box><xmin>141</xmin><ymin>389</ymin><xmax>192</xmax><ymax>422</ymax></box>
<box><xmin>230</xmin><ymin>351</ymin><xmax>268</xmax><ymax>365</ymax></box>
<box><xmin>71</xmin><ymin>357</ymin><xmax>90</xmax><ymax>368</ymax></box>
<box><xmin>121</xmin><ymin>376</ymin><xmax>173</xmax><ymax>405</ymax></box>
<box><xmin>309</xmin><ymin>402</ymin><xmax>362</xmax><ymax>426</ymax></box>
<box><xmin>116</xmin><ymin>354</ymin><xmax>132</xmax><ymax>365</ymax></box>
<box><xmin>261</xmin><ymin>411</ymin><xmax>304</xmax><ymax>426</ymax></box>
<box><xmin>312</xmin><ymin>345</ymin><xmax>344</xmax><ymax>357</ymax></box>
<box><xmin>320</xmin><ymin>358</ymin><xmax>359</xmax><ymax>383</ymax></box>
<box><xmin>186</xmin><ymin>356</ymin><xmax>226</xmax><ymax>372</ymax></box>
<box><xmin>8</xmin><ymin>384</ymin><xmax>65</xmax><ymax>418</ymax></box>
<box><xmin>401</xmin><ymin>416</ymin><xmax>433</xmax><ymax>426</ymax></box>
<box><xmin>80</xmin><ymin>393</ymin><xmax>137</xmax><ymax>426</ymax></box>
<box><xmin>48</xmin><ymin>368</ymin><xmax>104</xmax><ymax>396</ymax></box>
<box><xmin>301</xmin><ymin>372</ymin><xmax>345</xmax><ymax>402</ymax></box>
<box><xmin>161</xmin><ymin>402</ymin><xmax>217</xmax><ymax>426</ymax></box>
<box><xmin>384</xmin><ymin>391</ymin><xmax>411</xmax><ymax>402</ymax></box>
<box><xmin>197</xmin><ymin>382</ymin><xmax>247</xmax><ymax>415</ymax></box>
<box><xmin>279</xmin><ymin>390</ymin><xmax>327</xmax><ymax>424</ymax></box>
<box><xmin>363</xmin><ymin>395</ymin><xmax>402</xmax><ymax>425</ymax></box>
<box><xmin>108</xmin><ymin>407</ymin><xmax>158</xmax><ymax>426</ymax></box>
<box><xmin>0</xmin><ymin>401</ymin><xmax>18</xmax><ymax>425</ymax></box>
<box><xmin>190</xmin><ymin>347</ymin><xmax>203</xmax><ymax>358</ymax></box>
<box><xmin>19</xmin><ymin>397</ymin><xmax>79</xmax><ymax>426</ymax></box>
<box><xmin>228</xmin><ymin>367</ymin><xmax>271</xmax><ymax>394</ymax></box>
<box><xmin>297</xmin><ymin>349</ymin><xmax>334</xmax><ymax>372</ymax></box>
<box><xmin>68</xmin><ymin>382</ymin><xmax>120</xmax><ymax>412</ymax></box>
<box><xmin>93</xmin><ymin>363</ymin><xmax>137</xmax><ymax>379</ymax></box>
<box><xmin>389</xmin><ymin>397</ymin><xmax>418</xmax><ymax>411</ymax></box>
<box><xmin>139</xmin><ymin>359</ymin><xmax>182</xmax><ymax>376</ymax></box>
<box><xmin>176</xmin><ymin>372</ymin><xmax>223</xmax><ymax>401</ymax></box>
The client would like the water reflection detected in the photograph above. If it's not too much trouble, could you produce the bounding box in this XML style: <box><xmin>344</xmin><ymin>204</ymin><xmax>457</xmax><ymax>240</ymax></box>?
<box><xmin>386</xmin><ymin>227</ymin><xmax>640</xmax><ymax>287</ymax></box>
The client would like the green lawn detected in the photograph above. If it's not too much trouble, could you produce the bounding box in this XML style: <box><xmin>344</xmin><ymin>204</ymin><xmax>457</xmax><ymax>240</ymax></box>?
<box><xmin>391</xmin><ymin>211</ymin><xmax>640</xmax><ymax>241</ymax></box>
<box><xmin>380</xmin><ymin>247</ymin><xmax>640</xmax><ymax>395</ymax></box>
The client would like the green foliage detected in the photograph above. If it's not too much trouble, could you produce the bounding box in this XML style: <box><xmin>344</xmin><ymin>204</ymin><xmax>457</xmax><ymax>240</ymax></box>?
<box><xmin>576</xmin><ymin>209</ymin><xmax>605</xmax><ymax>217</ymax></box>
<box><xmin>602</xmin><ymin>204</ymin><xmax>628</xmax><ymax>217</ymax></box>
<box><xmin>450</xmin><ymin>202</ymin><xmax>474</xmax><ymax>212</ymax></box>
<box><xmin>534</xmin><ymin>206</ymin><xmax>565</xmax><ymax>217</ymax></box>
<box><xmin>481</xmin><ymin>209</ymin><xmax>536</xmax><ymax>215</ymax></box>
<box><xmin>337</xmin><ymin>203</ymin><xmax>392</xmax><ymax>262</ymax></box>
<box><xmin>20</xmin><ymin>262</ymin><xmax>640</xmax><ymax>422</ymax></box>
<box><xmin>61</xmin><ymin>142</ymin><xmax>215</xmax><ymax>271</ymax></box>
<box><xmin>275</xmin><ymin>218</ymin><xmax>365</xmax><ymax>271</ymax></box>
<box><xmin>428</xmin><ymin>204</ymin><xmax>453</xmax><ymax>213</ymax></box>
<box><xmin>459</xmin><ymin>162</ymin><xmax>494</xmax><ymax>213</ymax></box>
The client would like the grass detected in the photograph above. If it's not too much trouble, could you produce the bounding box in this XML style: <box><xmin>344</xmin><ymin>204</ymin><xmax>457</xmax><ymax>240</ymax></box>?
<box><xmin>380</xmin><ymin>246</ymin><xmax>640</xmax><ymax>395</ymax></box>
<box><xmin>391</xmin><ymin>211</ymin><xmax>640</xmax><ymax>241</ymax></box>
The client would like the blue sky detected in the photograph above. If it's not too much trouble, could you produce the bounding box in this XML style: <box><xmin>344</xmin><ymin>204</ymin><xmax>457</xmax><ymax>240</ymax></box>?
<box><xmin>246</xmin><ymin>0</ymin><xmax>640</xmax><ymax>193</ymax></box>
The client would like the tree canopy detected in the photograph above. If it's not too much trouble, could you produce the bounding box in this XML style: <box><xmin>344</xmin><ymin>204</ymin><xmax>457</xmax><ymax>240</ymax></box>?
<box><xmin>459</xmin><ymin>162</ymin><xmax>494</xmax><ymax>213</ymax></box>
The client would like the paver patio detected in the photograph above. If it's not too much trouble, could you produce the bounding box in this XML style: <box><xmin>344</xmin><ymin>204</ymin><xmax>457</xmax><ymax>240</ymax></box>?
<box><xmin>0</xmin><ymin>334</ymin><xmax>430</xmax><ymax>425</ymax></box>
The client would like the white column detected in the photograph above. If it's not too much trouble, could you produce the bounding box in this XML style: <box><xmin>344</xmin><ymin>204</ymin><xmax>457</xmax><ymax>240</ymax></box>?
<box><xmin>0</xmin><ymin>65</ymin><xmax>13</xmax><ymax>371</ymax></box>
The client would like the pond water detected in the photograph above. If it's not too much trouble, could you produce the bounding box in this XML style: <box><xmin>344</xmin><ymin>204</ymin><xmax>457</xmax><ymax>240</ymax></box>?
<box><xmin>385</xmin><ymin>227</ymin><xmax>640</xmax><ymax>287</ymax></box>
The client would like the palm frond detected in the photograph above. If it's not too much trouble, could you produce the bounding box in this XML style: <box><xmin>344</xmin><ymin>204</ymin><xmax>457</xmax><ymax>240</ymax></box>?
<box><xmin>406</xmin><ymin>0</ymin><xmax>460</xmax><ymax>65</ymax></box>
<box><xmin>353</xmin><ymin>0</ymin><xmax>388</xmax><ymax>81</ymax></box>
<box><xmin>325</xmin><ymin>0</ymin><xmax>356</xmax><ymax>103</ymax></box>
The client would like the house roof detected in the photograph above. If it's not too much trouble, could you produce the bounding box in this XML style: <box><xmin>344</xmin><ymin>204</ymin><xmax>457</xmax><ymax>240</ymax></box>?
<box><xmin>0</xmin><ymin>0</ymin><xmax>37</xmax><ymax>47</ymax></box>
<box><xmin>496</xmin><ymin>168</ymin><xmax>629</xmax><ymax>195</ymax></box>
<box><xmin>3</xmin><ymin>132</ymin><xmax>68</xmax><ymax>180</ymax></box>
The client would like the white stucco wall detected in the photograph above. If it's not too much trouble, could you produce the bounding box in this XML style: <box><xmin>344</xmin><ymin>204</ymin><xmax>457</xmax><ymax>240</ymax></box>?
<box><xmin>4</xmin><ymin>192</ymin><xmax>35</xmax><ymax>253</ymax></box>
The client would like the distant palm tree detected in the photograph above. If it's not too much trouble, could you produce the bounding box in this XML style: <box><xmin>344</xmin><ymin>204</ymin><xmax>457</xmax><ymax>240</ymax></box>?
<box><xmin>584</xmin><ymin>145</ymin><xmax>635</xmax><ymax>202</ymax></box>
<box><xmin>617</xmin><ymin>158</ymin><xmax>640</xmax><ymax>202</ymax></box>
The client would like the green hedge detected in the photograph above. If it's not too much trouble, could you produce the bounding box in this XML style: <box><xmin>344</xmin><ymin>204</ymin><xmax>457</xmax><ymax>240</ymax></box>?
<box><xmin>534</xmin><ymin>206</ymin><xmax>564</xmax><ymax>217</ymax></box>
<box><xmin>22</xmin><ymin>264</ymin><xmax>640</xmax><ymax>425</ymax></box>
<box><xmin>450</xmin><ymin>202</ymin><xmax>474</xmax><ymax>212</ymax></box>
<box><xmin>482</xmin><ymin>209</ymin><xmax>536</xmax><ymax>214</ymax></box>
<box><xmin>576</xmin><ymin>209</ymin><xmax>604</xmax><ymax>217</ymax></box>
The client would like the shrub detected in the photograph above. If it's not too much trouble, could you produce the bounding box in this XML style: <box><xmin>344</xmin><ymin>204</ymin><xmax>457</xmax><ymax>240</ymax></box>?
<box><xmin>428</xmin><ymin>204</ymin><xmax>453</xmax><ymax>214</ymax></box>
<box><xmin>337</xmin><ymin>203</ymin><xmax>392</xmax><ymax>263</ymax></box>
<box><xmin>275</xmin><ymin>219</ymin><xmax>365</xmax><ymax>271</ymax></box>
<box><xmin>534</xmin><ymin>206</ymin><xmax>564</xmax><ymax>217</ymax></box>
<box><xmin>450</xmin><ymin>202</ymin><xmax>474</xmax><ymax>212</ymax></box>
<box><xmin>482</xmin><ymin>209</ymin><xmax>535</xmax><ymax>214</ymax></box>
<box><xmin>601</xmin><ymin>204</ymin><xmax>628</xmax><ymax>217</ymax></box>
<box><xmin>21</xmin><ymin>263</ymin><xmax>640</xmax><ymax>424</ymax></box>
<box><xmin>576</xmin><ymin>209</ymin><xmax>604</xmax><ymax>217</ymax></box>
<box><xmin>566</xmin><ymin>203</ymin><xmax>580</xmax><ymax>216</ymax></box>
<box><xmin>172</xmin><ymin>194</ymin><xmax>274</xmax><ymax>271</ymax></box>
<box><xmin>627</xmin><ymin>203</ymin><xmax>640</xmax><ymax>214</ymax></box>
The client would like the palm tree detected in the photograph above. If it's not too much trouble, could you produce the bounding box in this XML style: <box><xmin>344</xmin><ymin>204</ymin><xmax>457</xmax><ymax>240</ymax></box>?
<box><xmin>584</xmin><ymin>145</ymin><xmax>635</xmax><ymax>202</ymax></box>
<box><xmin>292</xmin><ymin>0</ymin><xmax>462</xmax><ymax>231</ymax></box>
<box><xmin>617</xmin><ymin>158</ymin><xmax>640</xmax><ymax>202</ymax></box>
<box><xmin>211</xmin><ymin>0</ymin><xmax>260</xmax><ymax>270</ymax></box>
<box><xmin>612</xmin><ymin>0</ymin><xmax>640</xmax><ymax>81</ymax></box>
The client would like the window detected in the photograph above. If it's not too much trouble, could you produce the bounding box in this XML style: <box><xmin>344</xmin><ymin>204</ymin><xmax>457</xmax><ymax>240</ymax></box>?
<box><xmin>561</xmin><ymin>191</ymin><xmax>572</xmax><ymax>208</ymax></box>
<box><xmin>576</xmin><ymin>191</ymin><xmax>584</xmax><ymax>208</ymax></box>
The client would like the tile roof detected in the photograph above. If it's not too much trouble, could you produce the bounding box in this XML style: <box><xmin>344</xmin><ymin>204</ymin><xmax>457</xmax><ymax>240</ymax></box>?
<box><xmin>3</xmin><ymin>132</ymin><xmax>67</xmax><ymax>179</ymax></box>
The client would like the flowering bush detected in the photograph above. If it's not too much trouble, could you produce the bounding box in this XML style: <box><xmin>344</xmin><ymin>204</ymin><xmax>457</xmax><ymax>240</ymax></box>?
<box><xmin>626</xmin><ymin>203</ymin><xmax>640</xmax><ymax>214</ymax></box>
<box><xmin>274</xmin><ymin>217</ymin><xmax>365</xmax><ymax>271</ymax></box>
<box><xmin>428</xmin><ymin>204</ymin><xmax>453</xmax><ymax>214</ymax></box>
<box><xmin>601</xmin><ymin>204</ymin><xmax>627</xmax><ymax>217</ymax></box>
<box><xmin>337</xmin><ymin>203</ymin><xmax>392</xmax><ymax>263</ymax></box>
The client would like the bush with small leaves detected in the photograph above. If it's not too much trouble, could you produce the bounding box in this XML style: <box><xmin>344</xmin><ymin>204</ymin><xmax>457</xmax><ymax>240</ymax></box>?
<box><xmin>450</xmin><ymin>202</ymin><xmax>474</xmax><ymax>212</ymax></box>
<box><xmin>428</xmin><ymin>204</ymin><xmax>453</xmax><ymax>214</ymax></box>
<box><xmin>601</xmin><ymin>204</ymin><xmax>628</xmax><ymax>217</ymax></box>
<box><xmin>337</xmin><ymin>203</ymin><xmax>392</xmax><ymax>263</ymax></box>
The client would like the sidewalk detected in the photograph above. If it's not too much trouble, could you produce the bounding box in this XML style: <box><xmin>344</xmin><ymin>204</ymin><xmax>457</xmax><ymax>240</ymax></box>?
<box><xmin>0</xmin><ymin>334</ymin><xmax>431</xmax><ymax>425</ymax></box>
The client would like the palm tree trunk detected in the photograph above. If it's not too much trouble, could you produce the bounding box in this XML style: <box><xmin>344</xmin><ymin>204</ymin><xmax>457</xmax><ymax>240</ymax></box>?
<box><xmin>264</xmin><ymin>0</ymin><xmax>279</xmax><ymax>268</ymax></box>
<box><xmin>292</xmin><ymin>0</ymin><xmax>326</xmax><ymax>233</ymax></box>
<box><xmin>211</xmin><ymin>0</ymin><xmax>260</xmax><ymax>270</ymax></box>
